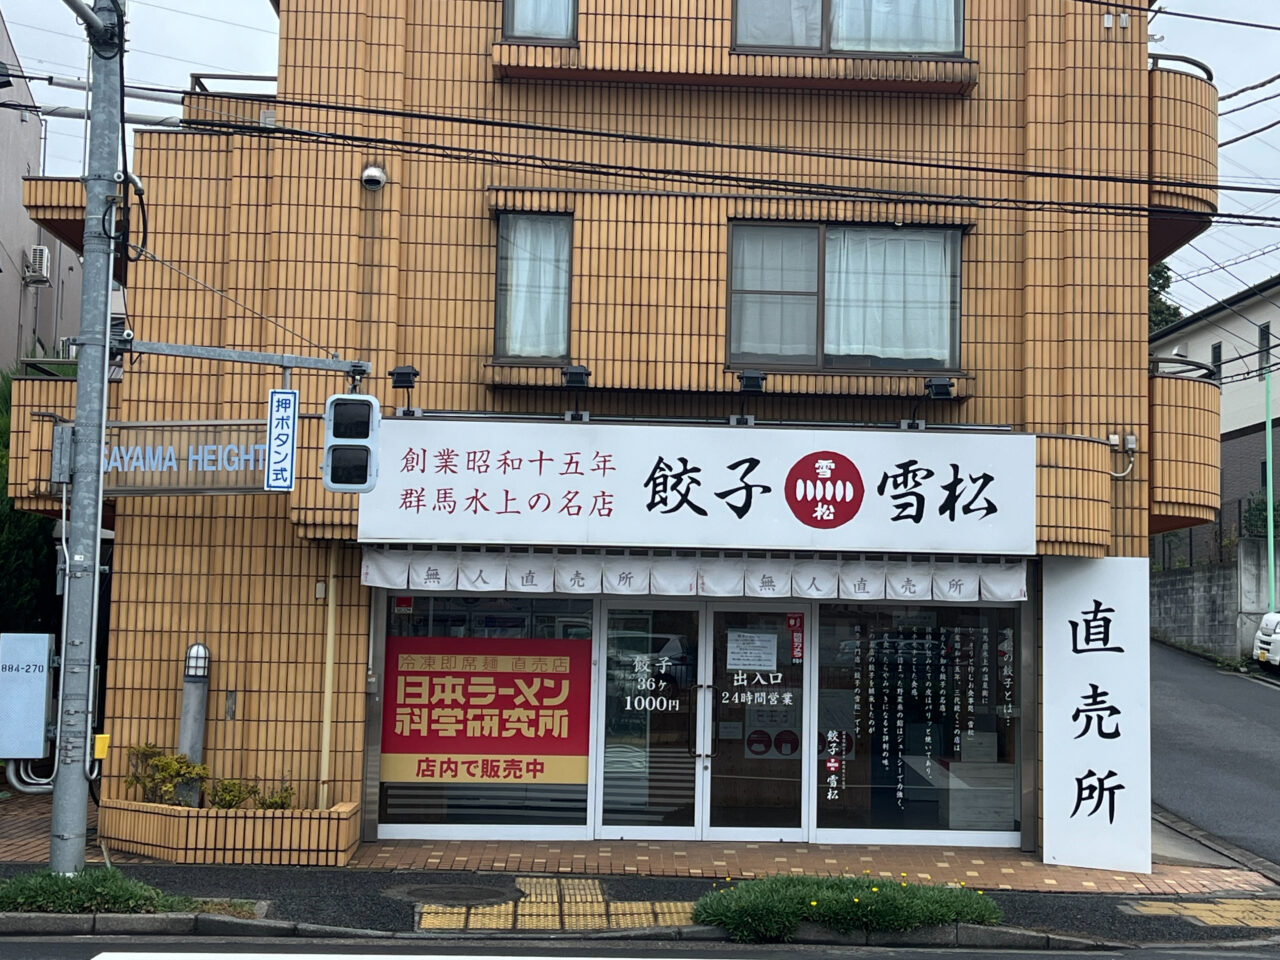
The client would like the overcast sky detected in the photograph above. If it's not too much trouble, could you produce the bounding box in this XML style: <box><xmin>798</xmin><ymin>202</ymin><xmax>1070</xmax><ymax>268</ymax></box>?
<box><xmin>3</xmin><ymin>0</ymin><xmax>1277</xmax><ymax>314</ymax></box>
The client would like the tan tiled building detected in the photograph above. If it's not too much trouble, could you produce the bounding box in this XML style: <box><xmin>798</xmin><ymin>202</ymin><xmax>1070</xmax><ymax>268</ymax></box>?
<box><xmin>11</xmin><ymin>0</ymin><xmax>1219</xmax><ymax>870</ymax></box>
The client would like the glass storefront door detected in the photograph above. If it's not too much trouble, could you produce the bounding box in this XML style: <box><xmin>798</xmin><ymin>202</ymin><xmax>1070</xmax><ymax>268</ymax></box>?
<box><xmin>598</xmin><ymin>604</ymin><xmax>806</xmax><ymax>839</ymax></box>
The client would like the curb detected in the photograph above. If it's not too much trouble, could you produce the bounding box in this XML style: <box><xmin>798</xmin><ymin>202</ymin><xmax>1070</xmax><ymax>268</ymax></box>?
<box><xmin>1153</xmin><ymin>805</ymin><xmax>1280</xmax><ymax>886</ymax></box>
<box><xmin>0</xmin><ymin>912</ymin><xmax>1122</xmax><ymax>948</ymax></box>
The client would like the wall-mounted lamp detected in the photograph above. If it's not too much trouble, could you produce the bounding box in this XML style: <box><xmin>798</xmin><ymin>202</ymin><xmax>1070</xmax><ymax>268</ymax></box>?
<box><xmin>561</xmin><ymin>365</ymin><xmax>591</xmax><ymax>388</ymax></box>
<box><xmin>183</xmin><ymin>642</ymin><xmax>211</xmax><ymax>681</ymax></box>
<box><xmin>390</xmin><ymin>365</ymin><xmax>420</xmax><ymax>413</ymax></box>
<box><xmin>924</xmin><ymin>377</ymin><xmax>956</xmax><ymax>400</ymax></box>
<box><xmin>737</xmin><ymin>369</ymin><xmax>766</xmax><ymax>394</ymax></box>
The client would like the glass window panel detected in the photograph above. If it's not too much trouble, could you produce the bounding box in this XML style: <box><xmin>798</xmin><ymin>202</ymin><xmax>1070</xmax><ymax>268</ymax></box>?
<box><xmin>831</xmin><ymin>0</ymin><xmax>960</xmax><ymax>54</ymax></box>
<box><xmin>732</xmin><ymin>225</ymin><xmax>819</xmax><ymax>292</ymax></box>
<box><xmin>731</xmin><ymin>293</ymin><xmax>818</xmax><ymax>362</ymax></box>
<box><xmin>816</xmin><ymin>604</ymin><xmax>1019</xmax><ymax>831</ymax></box>
<box><xmin>497</xmin><ymin>214</ymin><xmax>571</xmax><ymax>359</ymax></box>
<box><xmin>506</xmin><ymin>0</ymin><xmax>575</xmax><ymax>40</ymax></box>
<box><xmin>381</xmin><ymin>596</ymin><xmax>592</xmax><ymax>825</ymax></box>
<box><xmin>824</xmin><ymin>227</ymin><xmax>957</xmax><ymax>367</ymax></box>
<box><xmin>602</xmin><ymin>609</ymin><xmax>700</xmax><ymax>826</ymax></box>
<box><xmin>736</xmin><ymin>0</ymin><xmax>821</xmax><ymax>47</ymax></box>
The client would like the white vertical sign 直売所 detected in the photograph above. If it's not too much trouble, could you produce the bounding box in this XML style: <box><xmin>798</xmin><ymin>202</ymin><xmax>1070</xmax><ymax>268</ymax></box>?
<box><xmin>1042</xmin><ymin>557</ymin><xmax>1151</xmax><ymax>873</ymax></box>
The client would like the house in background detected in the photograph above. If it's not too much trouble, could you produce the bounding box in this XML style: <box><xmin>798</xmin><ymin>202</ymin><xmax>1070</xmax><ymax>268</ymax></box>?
<box><xmin>10</xmin><ymin>0</ymin><xmax>1219</xmax><ymax>874</ymax></box>
<box><xmin>1150</xmin><ymin>272</ymin><xmax>1280</xmax><ymax>658</ymax></box>
<box><xmin>0</xmin><ymin>13</ymin><xmax>82</xmax><ymax>369</ymax></box>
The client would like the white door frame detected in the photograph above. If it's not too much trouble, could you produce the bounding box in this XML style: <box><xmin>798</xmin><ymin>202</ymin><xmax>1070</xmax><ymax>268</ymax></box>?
<box><xmin>593</xmin><ymin>599</ymin><xmax>816</xmax><ymax>841</ymax></box>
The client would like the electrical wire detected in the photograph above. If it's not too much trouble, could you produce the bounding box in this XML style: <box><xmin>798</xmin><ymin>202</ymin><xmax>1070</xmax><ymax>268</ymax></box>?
<box><xmin>1221</xmin><ymin>89</ymin><xmax>1280</xmax><ymax>117</ymax></box>
<box><xmin>1172</xmin><ymin>240</ymin><xmax>1280</xmax><ymax>281</ymax></box>
<box><xmin>1221</xmin><ymin>117</ymin><xmax>1280</xmax><ymax>149</ymax></box>
<box><xmin>127</xmin><ymin>244</ymin><xmax>337</xmax><ymax>357</ymax></box>
<box><xmin>1072</xmin><ymin>0</ymin><xmax>1280</xmax><ymax>32</ymax></box>
<box><xmin>1222</xmin><ymin>70</ymin><xmax>1280</xmax><ymax>101</ymax></box>
<box><xmin>179</xmin><ymin>115</ymin><xmax>1280</xmax><ymax>228</ymax></box>
<box><xmin>127</xmin><ymin>0</ymin><xmax>278</xmax><ymax>35</ymax></box>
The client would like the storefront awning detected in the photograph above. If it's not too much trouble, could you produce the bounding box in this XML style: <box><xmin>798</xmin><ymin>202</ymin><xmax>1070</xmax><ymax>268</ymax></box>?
<box><xmin>362</xmin><ymin>548</ymin><xmax>1027</xmax><ymax>602</ymax></box>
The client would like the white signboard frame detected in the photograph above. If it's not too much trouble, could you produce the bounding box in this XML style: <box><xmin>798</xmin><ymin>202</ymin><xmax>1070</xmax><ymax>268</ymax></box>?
<box><xmin>359</xmin><ymin>419</ymin><xmax>1036</xmax><ymax>554</ymax></box>
<box><xmin>0</xmin><ymin>633</ymin><xmax>53</xmax><ymax>759</ymax></box>
<box><xmin>1042</xmin><ymin>557</ymin><xmax>1151</xmax><ymax>873</ymax></box>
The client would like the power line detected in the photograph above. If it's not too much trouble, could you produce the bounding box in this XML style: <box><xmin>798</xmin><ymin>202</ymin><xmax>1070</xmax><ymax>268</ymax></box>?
<box><xmin>1222</xmin><ymin>70</ymin><xmax>1280</xmax><ymax>101</ymax></box>
<box><xmin>127</xmin><ymin>245</ymin><xmax>335</xmax><ymax>356</ymax></box>
<box><xmin>1172</xmin><ymin>240</ymin><xmax>1280</xmax><ymax>281</ymax></box>
<box><xmin>7</xmin><ymin>20</ymin><xmax>242</xmax><ymax>73</ymax></box>
<box><xmin>1072</xmin><ymin>0</ymin><xmax>1280</xmax><ymax>32</ymax></box>
<box><xmin>1222</xmin><ymin>89</ymin><xmax>1280</xmax><ymax>117</ymax></box>
<box><xmin>179</xmin><ymin>114</ymin><xmax>1280</xmax><ymax>227</ymax></box>
<box><xmin>1221</xmin><ymin>117</ymin><xmax>1280</xmax><ymax>149</ymax></box>
<box><xmin>127</xmin><ymin>0</ymin><xmax>278</xmax><ymax>35</ymax></box>
<box><xmin>161</xmin><ymin>87</ymin><xmax>1280</xmax><ymax>200</ymax></box>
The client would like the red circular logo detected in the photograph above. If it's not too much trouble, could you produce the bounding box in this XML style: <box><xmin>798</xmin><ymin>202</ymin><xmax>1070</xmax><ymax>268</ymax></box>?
<box><xmin>785</xmin><ymin>451</ymin><xmax>864</xmax><ymax>529</ymax></box>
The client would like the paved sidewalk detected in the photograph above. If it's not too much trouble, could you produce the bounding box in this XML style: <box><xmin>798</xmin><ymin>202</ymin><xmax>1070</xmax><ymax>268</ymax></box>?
<box><xmin>1</xmin><ymin>792</ymin><xmax>1274</xmax><ymax>897</ymax></box>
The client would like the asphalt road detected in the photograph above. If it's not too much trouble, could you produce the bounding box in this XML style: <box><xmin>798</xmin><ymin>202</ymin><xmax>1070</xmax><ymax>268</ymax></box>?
<box><xmin>1151</xmin><ymin>642</ymin><xmax>1280</xmax><ymax>864</ymax></box>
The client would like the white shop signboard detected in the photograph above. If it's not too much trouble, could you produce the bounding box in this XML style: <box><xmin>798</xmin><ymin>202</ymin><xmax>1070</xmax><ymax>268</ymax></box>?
<box><xmin>359</xmin><ymin>419</ymin><xmax>1035</xmax><ymax>554</ymax></box>
<box><xmin>1042</xmin><ymin>557</ymin><xmax>1151</xmax><ymax>874</ymax></box>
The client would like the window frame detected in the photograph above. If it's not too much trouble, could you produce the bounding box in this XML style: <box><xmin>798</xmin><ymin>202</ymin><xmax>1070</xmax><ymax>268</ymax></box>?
<box><xmin>726</xmin><ymin>220</ymin><xmax>963</xmax><ymax>374</ymax></box>
<box><xmin>731</xmin><ymin>0</ymin><xmax>964</xmax><ymax>57</ymax></box>
<box><xmin>502</xmin><ymin>0</ymin><xmax>579</xmax><ymax>44</ymax></box>
<box><xmin>493</xmin><ymin>211</ymin><xmax>574</xmax><ymax>365</ymax></box>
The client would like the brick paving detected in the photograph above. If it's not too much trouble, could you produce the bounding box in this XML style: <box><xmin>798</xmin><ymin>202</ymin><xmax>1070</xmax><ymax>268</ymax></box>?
<box><xmin>3</xmin><ymin>792</ymin><xmax>1274</xmax><ymax>896</ymax></box>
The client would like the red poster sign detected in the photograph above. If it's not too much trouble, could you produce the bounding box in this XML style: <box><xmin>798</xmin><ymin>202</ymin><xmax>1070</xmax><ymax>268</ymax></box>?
<box><xmin>380</xmin><ymin>636</ymin><xmax>591</xmax><ymax>784</ymax></box>
<box><xmin>787</xmin><ymin>613</ymin><xmax>805</xmax><ymax>663</ymax></box>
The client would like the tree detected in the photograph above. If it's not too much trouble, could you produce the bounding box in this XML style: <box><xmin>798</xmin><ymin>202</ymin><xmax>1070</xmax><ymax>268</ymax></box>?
<box><xmin>1149</xmin><ymin>261</ymin><xmax>1183</xmax><ymax>334</ymax></box>
<box><xmin>0</xmin><ymin>366</ymin><xmax>59</xmax><ymax>632</ymax></box>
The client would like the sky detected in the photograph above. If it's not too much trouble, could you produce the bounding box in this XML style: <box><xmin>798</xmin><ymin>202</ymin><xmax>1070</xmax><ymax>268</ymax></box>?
<box><xmin>2</xmin><ymin>0</ymin><xmax>1277</xmax><ymax>316</ymax></box>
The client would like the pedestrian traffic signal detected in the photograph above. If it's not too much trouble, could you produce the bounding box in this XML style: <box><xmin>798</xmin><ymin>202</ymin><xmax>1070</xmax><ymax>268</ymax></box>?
<box><xmin>322</xmin><ymin>394</ymin><xmax>380</xmax><ymax>493</ymax></box>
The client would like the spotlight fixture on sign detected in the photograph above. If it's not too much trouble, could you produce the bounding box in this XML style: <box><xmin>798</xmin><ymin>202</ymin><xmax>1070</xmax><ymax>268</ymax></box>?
<box><xmin>904</xmin><ymin>377</ymin><xmax>957</xmax><ymax>429</ymax></box>
<box><xmin>562</xmin><ymin>365</ymin><xmax>591</xmax><ymax>422</ymax></box>
<box><xmin>389</xmin><ymin>365</ymin><xmax>420</xmax><ymax>414</ymax></box>
<box><xmin>733</xmin><ymin>369</ymin><xmax>766</xmax><ymax>425</ymax></box>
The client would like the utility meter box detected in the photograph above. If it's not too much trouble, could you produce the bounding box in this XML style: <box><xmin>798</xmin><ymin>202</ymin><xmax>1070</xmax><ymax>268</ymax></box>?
<box><xmin>0</xmin><ymin>633</ymin><xmax>54</xmax><ymax>759</ymax></box>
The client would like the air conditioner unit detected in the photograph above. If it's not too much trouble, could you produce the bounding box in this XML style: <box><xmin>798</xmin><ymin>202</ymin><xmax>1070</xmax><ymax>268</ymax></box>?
<box><xmin>22</xmin><ymin>245</ymin><xmax>51</xmax><ymax>286</ymax></box>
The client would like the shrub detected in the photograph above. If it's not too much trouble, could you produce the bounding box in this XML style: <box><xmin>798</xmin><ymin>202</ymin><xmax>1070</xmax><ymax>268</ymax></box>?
<box><xmin>0</xmin><ymin>868</ymin><xmax>194</xmax><ymax>914</ymax></box>
<box><xmin>691</xmin><ymin>874</ymin><xmax>1002</xmax><ymax>943</ymax></box>
<box><xmin>208</xmin><ymin>778</ymin><xmax>257</xmax><ymax>810</ymax></box>
<box><xmin>255</xmin><ymin>781</ymin><xmax>295</xmax><ymax>810</ymax></box>
<box><xmin>124</xmin><ymin>743</ymin><xmax>209</xmax><ymax>806</ymax></box>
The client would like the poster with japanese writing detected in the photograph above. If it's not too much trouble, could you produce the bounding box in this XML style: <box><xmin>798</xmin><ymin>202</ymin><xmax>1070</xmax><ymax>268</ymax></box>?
<box><xmin>1042</xmin><ymin>557</ymin><xmax>1151</xmax><ymax>873</ymax></box>
<box><xmin>380</xmin><ymin>636</ymin><xmax>591</xmax><ymax>785</ymax></box>
<box><xmin>358</xmin><ymin>419</ymin><xmax>1036</xmax><ymax>554</ymax></box>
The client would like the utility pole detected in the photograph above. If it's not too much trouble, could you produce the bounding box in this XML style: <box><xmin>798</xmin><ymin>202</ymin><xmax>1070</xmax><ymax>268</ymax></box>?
<box><xmin>51</xmin><ymin>0</ymin><xmax>121</xmax><ymax>875</ymax></box>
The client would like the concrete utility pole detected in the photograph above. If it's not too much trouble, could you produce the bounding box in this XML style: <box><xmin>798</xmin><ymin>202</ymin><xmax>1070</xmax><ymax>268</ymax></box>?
<box><xmin>51</xmin><ymin>0</ymin><xmax>121</xmax><ymax>875</ymax></box>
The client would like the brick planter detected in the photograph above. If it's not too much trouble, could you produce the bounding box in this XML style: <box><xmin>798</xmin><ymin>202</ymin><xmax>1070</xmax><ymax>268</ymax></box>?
<box><xmin>98</xmin><ymin>799</ymin><xmax>360</xmax><ymax>866</ymax></box>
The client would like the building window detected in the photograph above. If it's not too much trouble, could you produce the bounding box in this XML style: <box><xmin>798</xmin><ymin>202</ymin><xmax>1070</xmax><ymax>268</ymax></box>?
<box><xmin>1211</xmin><ymin>341</ymin><xmax>1222</xmax><ymax>381</ymax></box>
<box><xmin>504</xmin><ymin>0</ymin><xmax>576</xmax><ymax>41</ymax></box>
<box><xmin>496</xmin><ymin>214</ymin><xmax>572</xmax><ymax>360</ymax></box>
<box><xmin>735</xmin><ymin>0</ymin><xmax>961</xmax><ymax>54</ymax></box>
<box><xmin>729</xmin><ymin>223</ymin><xmax>959</xmax><ymax>370</ymax></box>
<box><xmin>1261</xmin><ymin>322</ymin><xmax>1272</xmax><ymax>381</ymax></box>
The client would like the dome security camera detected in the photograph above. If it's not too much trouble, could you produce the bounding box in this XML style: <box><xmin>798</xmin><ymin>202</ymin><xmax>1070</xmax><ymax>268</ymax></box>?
<box><xmin>360</xmin><ymin>165</ymin><xmax>388</xmax><ymax>191</ymax></box>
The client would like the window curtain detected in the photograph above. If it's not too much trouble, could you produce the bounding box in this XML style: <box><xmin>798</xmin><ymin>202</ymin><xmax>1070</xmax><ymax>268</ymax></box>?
<box><xmin>824</xmin><ymin>228</ymin><xmax>955</xmax><ymax>365</ymax></box>
<box><xmin>498</xmin><ymin>215</ymin><xmax>571</xmax><ymax>358</ymax></box>
<box><xmin>731</xmin><ymin>225</ymin><xmax>819</xmax><ymax>360</ymax></box>
<box><xmin>830</xmin><ymin>0</ymin><xmax>958</xmax><ymax>53</ymax></box>
<box><xmin>508</xmin><ymin>0</ymin><xmax>575</xmax><ymax>39</ymax></box>
<box><xmin>736</xmin><ymin>0</ymin><xmax>821</xmax><ymax>47</ymax></box>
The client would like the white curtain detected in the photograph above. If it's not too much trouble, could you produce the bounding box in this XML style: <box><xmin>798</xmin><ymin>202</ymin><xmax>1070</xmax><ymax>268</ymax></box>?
<box><xmin>831</xmin><ymin>0</ymin><xmax>958</xmax><ymax>53</ymax></box>
<box><xmin>736</xmin><ymin>0</ymin><xmax>822</xmax><ymax>46</ymax></box>
<box><xmin>509</xmin><ymin>0</ymin><xmax>575</xmax><ymax>40</ymax></box>
<box><xmin>498</xmin><ymin>215</ymin><xmax>571</xmax><ymax>357</ymax></box>
<box><xmin>824</xmin><ymin>227</ymin><xmax>955</xmax><ymax>365</ymax></box>
<box><xmin>731</xmin><ymin>225</ymin><xmax>818</xmax><ymax>360</ymax></box>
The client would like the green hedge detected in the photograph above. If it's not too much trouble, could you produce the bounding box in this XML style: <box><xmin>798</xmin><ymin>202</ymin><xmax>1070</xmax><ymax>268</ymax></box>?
<box><xmin>0</xmin><ymin>868</ymin><xmax>194</xmax><ymax>914</ymax></box>
<box><xmin>692</xmin><ymin>874</ymin><xmax>1002</xmax><ymax>943</ymax></box>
